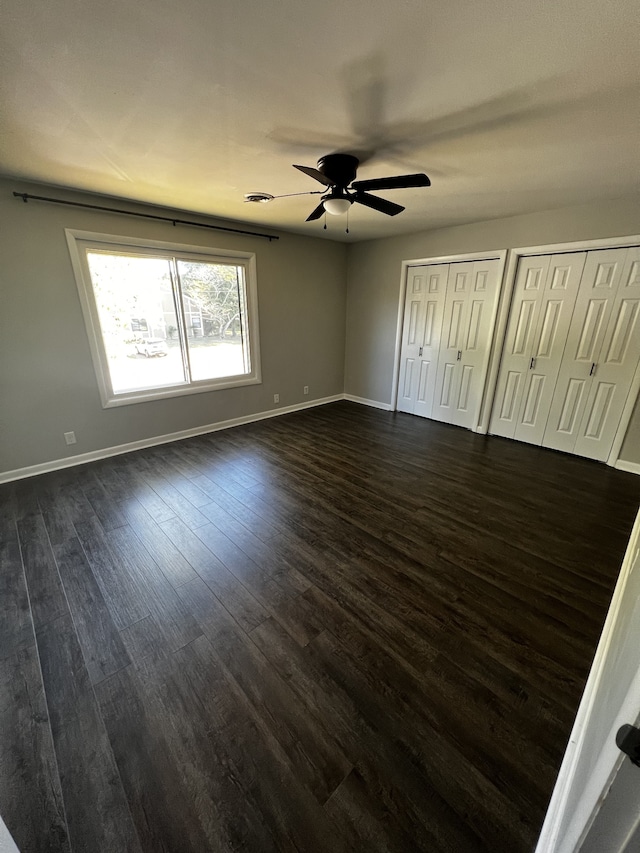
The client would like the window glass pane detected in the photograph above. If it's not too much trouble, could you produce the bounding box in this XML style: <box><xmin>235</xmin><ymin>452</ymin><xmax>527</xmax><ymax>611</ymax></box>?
<box><xmin>86</xmin><ymin>252</ymin><xmax>186</xmax><ymax>393</ymax></box>
<box><xmin>177</xmin><ymin>260</ymin><xmax>249</xmax><ymax>382</ymax></box>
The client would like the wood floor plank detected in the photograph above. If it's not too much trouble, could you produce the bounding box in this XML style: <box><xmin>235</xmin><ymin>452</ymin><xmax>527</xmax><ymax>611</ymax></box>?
<box><xmin>305</xmin><ymin>552</ymin><xmax>570</xmax><ymax>758</ymax></box>
<box><xmin>0</xmin><ymin>528</ymin><xmax>33</xmax><ymax>660</ymax></box>
<box><xmin>194</xmin><ymin>520</ymin><xmax>291</xmax><ymax>607</ymax></box>
<box><xmin>0</xmin><ymin>644</ymin><xmax>70</xmax><ymax>853</ymax></box>
<box><xmin>325</xmin><ymin>764</ymin><xmax>437</xmax><ymax>853</ymax></box>
<box><xmin>36</xmin><ymin>614</ymin><xmax>142</xmax><ymax>852</ymax></box>
<box><xmin>162</xmin><ymin>469</ymin><xmax>212</xmax><ymax>508</ymax></box>
<box><xmin>306</xmin><ymin>580</ymin><xmax>569</xmax><ymax>759</ymax></box>
<box><xmin>3</xmin><ymin>402</ymin><xmax>639</xmax><ymax>853</ymax></box>
<box><xmin>192</xmin><ymin>473</ymin><xmax>283</xmax><ymax>540</ymax></box>
<box><xmin>139</xmin><ymin>474</ymin><xmax>209</xmax><ymax>530</ymax></box>
<box><xmin>178</xmin><ymin>575</ymin><xmax>352</xmax><ymax>804</ymax></box>
<box><xmin>38</xmin><ymin>471</ymin><xmax>98</xmax><ymax>547</ymax></box>
<box><xmin>119</xmin><ymin>459</ymin><xmax>176</xmax><ymax>523</ymax></box>
<box><xmin>148</xmin><ymin>444</ymin><xmax>204</xmax><ymax>481</ymax></box>
<box><xmin>269</xmin><ymin>506</ymin><xmax>585</xmax><ymax>715</ymax></box>
<box><xmin>98</xmin><ymin>641</ymin><xmax>278</xmax><ymax>853</ymax></box>
<box><xmin>80</xmin><ymin>472</ymin><xmax>128</xmax><ymax>531</ymax></box>
<box><xmin>118</xmin><ymin>497</ymin><xmax>198</xmax><ymax>587</ymax></box>
<box><xmin>75</xmin><ymin>516</ymin><xmax>150</xmax><ymax>630</ymax></box>
<box><xmin>252</xmin><ymin>615</ymin><xmax>486</xmax><ymax>852</ymax></box>
<box><xmin>310</xmin><ymin>627</ymin><xmax>535</xmax><ymax>852</ymax></box>
<box><xmin>93</xmin><ymin>459</ymin><xmax>133</xmax><ymax>501</ymax></box>
<box><xmin>17</xmin><ymin>514</ymin><xmax>69</xmax><ymax>629</ymax></box>
<box><xmin>105</xmin><ymin>525</ymin><xmax>202</xmax><ymax>652</ymax></box>
<box><xmin>0</xmin><ymin>485</ymin><xmax>17</xmax><ymax>535</ymax></box>
<box><xmin>135</xmin><ymin>638</ymin><xmax>280</xmax><ymax>852</ymax></box>
<box><xmin>171</xmin><ymin>632</ymin><xmax>350</xmax><ymax>853</ymax></box>
<box><xmin>37</xmin><ymin>474</ymin><xmax>78</xmax><ymax>546</ymax></box>
<box><xmin>96</xmin><ymin>662</ymin><xmax>214</xmax><ymax>853</ymax></box>
<box><xmin>118</xmin><ymin>614</ymin><xmax>168</xmax><ymax>664</ymax></box>
<box><xmin>12</xmin><ymin>477</ymin><xmax>41</xmax><ymax>522</ymax></box>
<box><xmin>270</xmin><ymin>587</ymin><xmax>328</xmax><ymax>646</ymax></box>
<box><xmin>53</xmin><ymin>536</ymin><xmax>131</xmax><ymax>684</ymax></box>
<box><xmin>200</xmin><ymin>498</ymin><xmax>310</xmax><ymax>594</ymax></box>
<box><xmin>160</xmin><ymin>515</ymin><xmax>269</xmax><ymax>631</ymax></box>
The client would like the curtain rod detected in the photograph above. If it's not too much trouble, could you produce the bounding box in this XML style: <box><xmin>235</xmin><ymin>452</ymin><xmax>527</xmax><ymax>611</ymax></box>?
<box><xmin>12</xmin><ymin>191</ymin><xmax>279</xmax><ymax>242</ymax></box>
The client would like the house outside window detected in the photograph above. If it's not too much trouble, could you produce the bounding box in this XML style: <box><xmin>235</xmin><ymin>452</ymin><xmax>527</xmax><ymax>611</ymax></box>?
<box><xmin>66</xmin><ymin>230</ymin><xmax>261</xmax><ymax>407</ymax></box>
<box><xmin>130</xmin><ymin>318</ymin><xmax>149</xmax><ymax>333</ymax></box>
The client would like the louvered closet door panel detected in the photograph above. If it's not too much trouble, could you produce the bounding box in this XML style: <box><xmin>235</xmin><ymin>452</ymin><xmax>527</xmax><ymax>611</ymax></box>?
<box><xmin>451</xmin><ymin>259</ymin><xmax>503</xmax><ymax>428</ymax></box>
<box><xmin>543</xmin><ymin>248</ymin><xmax>628</xmax><ymax>456</ymax></box>
<box><xmin>397</xmin><ymin>265</ymin><xmax>447</xmax><ymax>415</ymax></box>
<box><xmin>573</xmin><ymin>248</ymin><xmax>640</xmax><ymax>461</ymax></box>
<box><xmin>490</xmin><ymin>256</ymin><xmax>551</xmax><ymax>438</ymax></box>
<box><xmin>512</xmin><ymin>252</ymin><xmax>586</xmax><ymax>445</ymax></box>
<box><xmin>431</xmin><ymin>262</ymin><xmax>473</xmax><ymax>424</ymax></box>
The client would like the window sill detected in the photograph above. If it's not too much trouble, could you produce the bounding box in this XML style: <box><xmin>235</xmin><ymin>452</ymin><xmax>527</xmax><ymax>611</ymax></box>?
<box><xmin>101</xmin><ymin>373</ymin><xmax>261</xmax><ymax>408</ymax></box>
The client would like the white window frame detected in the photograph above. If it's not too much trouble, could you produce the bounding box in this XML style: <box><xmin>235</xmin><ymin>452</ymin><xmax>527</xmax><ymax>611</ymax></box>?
<box><xmin>66</xmin><ymin>229</ymin><xmax>261</xmax><ymax>408</ymax></box>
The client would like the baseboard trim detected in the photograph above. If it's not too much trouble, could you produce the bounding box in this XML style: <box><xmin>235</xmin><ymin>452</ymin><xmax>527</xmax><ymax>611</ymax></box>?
<box><xmin>343</xmin><ymin>394</ymin><xmax>393</xmax><ymax>411</ymax></box>
<box><xmin>0</xmin><ymin>395</ymin><xmax>344</xmax><ymax>484</ymax></box>
<box><xmin>615</xmin><ymin>460</ymin><xmax>640</xmax><ymax>476</ymax></box>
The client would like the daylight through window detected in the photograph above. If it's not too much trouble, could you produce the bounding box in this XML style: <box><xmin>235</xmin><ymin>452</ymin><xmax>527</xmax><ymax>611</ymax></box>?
<box><xmin>67</xmin><ymin>231</ymin><xmax>260</xmax><ymax>407</ymax></box>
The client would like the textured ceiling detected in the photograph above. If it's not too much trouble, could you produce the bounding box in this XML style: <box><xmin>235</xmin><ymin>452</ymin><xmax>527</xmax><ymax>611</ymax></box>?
<box><xmin>1</xmin><ymin>0</ymin><xmax>639</xmax><ymax>242</ymax></box>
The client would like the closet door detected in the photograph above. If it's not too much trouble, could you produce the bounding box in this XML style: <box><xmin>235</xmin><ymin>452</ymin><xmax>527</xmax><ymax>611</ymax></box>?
<box><xmin>397</xmin><ymin>265</ymin><xmax>447</xmax><ymax>416</ymax></box>
<box><xmin>491</xmin><ymin>256</ymin><xmax>550</xmax><ymax>438</ymax></box>
<box><xmin>575</xmin><ymin>248</ymin><xmax>640</xmax><ymax>460</ymax></box>
<box><xmin>545</xmin><ymin>248</ymin><xmax>640</xmax><ymax>461</ymax></box>
<box><xmin>513</xmin><ymin>253</ymin><xmax>586</xmax><ymax>445</ymax></box>
<box><xmin>543</xmin><ymin>249</ymin><xmax>628</xmax><ymax>456</ymax></box>
<box><xmin>490</xmin><ymin>253</ymin><xmax>586</xmax><ymax>443</ymax></box>
<box><xmin>431</xmin><ymin>262</ymin><xmax>473</xmax><ymax>423</ymax></box>
<box><xmin>431</xmin><ymin>259</ymin><xmax>502</xmax><ymax>428</ymax></box>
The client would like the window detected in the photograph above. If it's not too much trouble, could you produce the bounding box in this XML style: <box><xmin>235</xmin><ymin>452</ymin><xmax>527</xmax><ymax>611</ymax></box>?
<box><xmin>66</xmin><ymin>230</ymin><xmax>261</xmax><ymax>407</ymax></box>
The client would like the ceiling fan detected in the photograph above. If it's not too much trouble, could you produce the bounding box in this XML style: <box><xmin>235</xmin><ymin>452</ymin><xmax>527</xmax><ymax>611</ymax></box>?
<box><xmin>245</xmin><ymin>153</ymin><xmax>430</xmax><ymax>222</ymax></box>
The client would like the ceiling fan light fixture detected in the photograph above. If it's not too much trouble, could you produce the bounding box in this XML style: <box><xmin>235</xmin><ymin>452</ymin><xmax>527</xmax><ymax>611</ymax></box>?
<box><xmin>323</xmin><ymin>197</ymin><xmax>352</xmax><ymax>216</ymax></box>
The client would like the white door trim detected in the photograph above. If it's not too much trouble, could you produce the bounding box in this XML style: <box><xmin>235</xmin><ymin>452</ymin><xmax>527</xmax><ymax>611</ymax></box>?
<box><xmin>535</xmin><ymin>507</ymin><xmax>640</xmax><ymax>852</ymax></box>
<box><xmin>477</xmin><ymin>249</ymin><xmax>526</xmax><ymax>434</ymax></box>
<box><xmin>508</xmin><ymin>234</ymin><xmax>640</xmax><ymax>257</ymax></box>
<box><xmin>608</xmin><ymin>359</ymin><xmax>640</xmax><ymax>466</ymax></box>
<box><xmin>392</xmin><ymin>250</ymin><xmax>508</xmax><ymax>426</ymax></box>
<box><xmin>489</xmin><ymin>234</ymin><xmax>640</xmax><ymax>465</ymax></box>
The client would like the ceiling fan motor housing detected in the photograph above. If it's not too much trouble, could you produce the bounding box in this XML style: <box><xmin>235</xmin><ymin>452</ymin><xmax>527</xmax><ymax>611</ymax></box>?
<box><xmin>317</xmin><ymin>153</ymin><xmax>359</xmax><ymax>187</ymax></box>
<box><xmin>291</xmin><ymin>153</ymin><xmax>429</xmax><ymax>221</ymax></box>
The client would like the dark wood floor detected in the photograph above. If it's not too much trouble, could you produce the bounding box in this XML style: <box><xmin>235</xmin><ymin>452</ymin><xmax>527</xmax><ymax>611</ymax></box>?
<box><xmin>1</xmin><ymin>402</ymin><xmax>639</xmax><ymax>853</ymax></box>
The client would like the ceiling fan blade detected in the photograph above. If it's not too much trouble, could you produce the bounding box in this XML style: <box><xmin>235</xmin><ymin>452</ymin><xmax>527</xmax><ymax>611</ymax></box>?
<box><xmin>351</xmin><ymin>173</ymin><xmax>431</xmax><ymax>191</ymax></box>
<box><xmin>305</xmin><ymin>202</ymin><xmax>326</xmax><ymax>222</ymax></box>
<box><xmin>354</xmin><ymin>192</ymin><xmax>404</xmax><ymax>216</ymax></box>
<box><xmin>293</xmin><ymin>164</ymin><xmax>334</xmax><ymax>187</ymax></box>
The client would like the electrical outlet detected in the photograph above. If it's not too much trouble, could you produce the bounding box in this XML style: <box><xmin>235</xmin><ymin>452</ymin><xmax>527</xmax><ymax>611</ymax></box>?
<box><xmin>64</xmin><ymin>431</ymin><xmax>77</xmax><ymax>446</ymax></box>
<box><xmin>303</xmin><ymin>385</ymin><xmax>309</xmax><ymax>395</ymax></box>
<box><xmin>273</xmin><ymin>394</ymin><xmax>280</xmax><ymax>404</ymax></box>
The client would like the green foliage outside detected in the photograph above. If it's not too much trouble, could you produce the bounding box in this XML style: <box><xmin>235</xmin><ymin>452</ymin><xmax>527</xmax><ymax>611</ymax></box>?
<box><xmin>178</xmin><ymin>261</ymin><xmax>244</xmax><ymax>340</ymax></box>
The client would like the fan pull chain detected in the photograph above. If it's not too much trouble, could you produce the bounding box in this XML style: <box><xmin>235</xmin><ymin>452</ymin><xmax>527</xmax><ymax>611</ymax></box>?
<box><xmin>323</xmin><ymin>212</ymin><xmax>327</xmax><ymax>230</ymax></box>
<box><xmin>346</xmin><ymin>208</ymin><xmax>350</xmax><ymax>234</ymax></box>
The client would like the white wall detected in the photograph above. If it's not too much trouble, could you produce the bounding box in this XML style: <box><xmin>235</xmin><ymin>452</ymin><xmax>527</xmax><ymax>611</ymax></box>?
<box><xmin>4</xmin><ymin>180</ymin><xmax>640</xmax><ymax>478</ymax></box>
<box><xmin>0</xmin><ymin>179</ymin><xmax>347</xmax><ymax>476</ymax></box>
<box><xmin>344</xmin><ymin>194</ymin><xmax>640</xmax><ymax>464</ymax></box>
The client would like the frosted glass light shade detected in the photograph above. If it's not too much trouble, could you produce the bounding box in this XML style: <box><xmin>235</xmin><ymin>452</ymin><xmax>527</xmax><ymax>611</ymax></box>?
<box><xmin>323</xmin><ymin>197</ymin><xmax>352</xmax><ymax>216</ymax></box>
